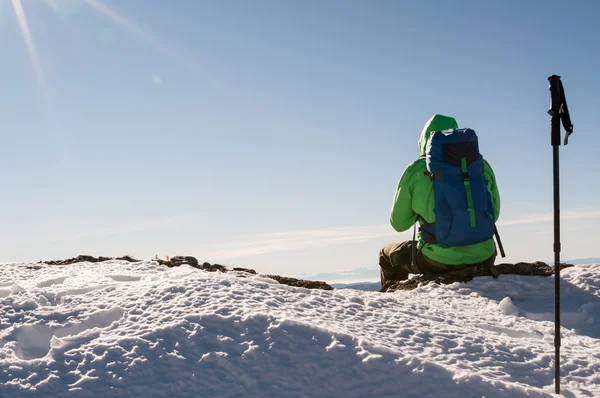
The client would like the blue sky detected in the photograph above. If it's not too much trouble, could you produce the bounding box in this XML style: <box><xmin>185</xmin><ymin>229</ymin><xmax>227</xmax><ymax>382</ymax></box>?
<box><xmin>1</xmin><ymin>0</ymin><xmax>599</xmax><ymax>281</ymax></box>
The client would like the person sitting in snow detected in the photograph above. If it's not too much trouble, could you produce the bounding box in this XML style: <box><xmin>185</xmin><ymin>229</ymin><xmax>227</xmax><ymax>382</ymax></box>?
<box><xmin>379</xmin><ymin>114</ymin><xmax>501</xmax><ymax>288</ymax></box>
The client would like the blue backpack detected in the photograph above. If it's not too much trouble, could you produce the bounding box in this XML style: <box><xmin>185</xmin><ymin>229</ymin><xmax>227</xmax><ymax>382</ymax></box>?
<box><xmin>420</xmin><ymin>128</ymin><xmax>496</xmax><ymax>247</ymax></box>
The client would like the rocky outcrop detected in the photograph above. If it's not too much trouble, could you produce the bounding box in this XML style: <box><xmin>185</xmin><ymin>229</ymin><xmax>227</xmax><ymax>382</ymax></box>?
<box><xmin>42</xmin><ymin>255</ymin><xmax>141</xmax><ymax>266</ymax></box>
<box><xmin>156</xmin><ymin>257</ymin><xmax>228</xmax><ymax>273</ymax></box>
<box><xmin>233</xmin><ymin>267</ymin><xmax>257</xmax><ymax>274</ymax></box>
<box><xmin>40</xmin><ymin>255</ymin><xmax>333</xmax><ymax>291</ymax></box>
<box><xmin>380</xmin><ymin>261</ymin><xmax>575</xmax><ymax>292</ymax></box>
<box><xmin>39</xmin><ymin>256</ymin><xmax>570</xmax><ymax>293</ymax></box>
<box><xmin>265</xmin><ymin>275</ymin><xmax>334</xmax><ymax>290</ymax></box>
<box><xmin>157</xmin><ymin>256</ymin><xmax>200</xmax><ymax>268</ymax></box>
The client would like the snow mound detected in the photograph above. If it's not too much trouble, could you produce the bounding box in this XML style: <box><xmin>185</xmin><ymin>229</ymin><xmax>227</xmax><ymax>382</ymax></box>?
<box><xmin>1</xmin><ymin>260</ymin><xmax>599</xmax><ymax>397</ymax></box>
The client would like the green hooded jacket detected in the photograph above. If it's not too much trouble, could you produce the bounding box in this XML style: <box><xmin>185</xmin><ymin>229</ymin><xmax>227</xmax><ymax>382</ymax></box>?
<box><xmin>390</xmin><ymin>114</ymin><xmax>501</xmax><ymax>265</ymax></box>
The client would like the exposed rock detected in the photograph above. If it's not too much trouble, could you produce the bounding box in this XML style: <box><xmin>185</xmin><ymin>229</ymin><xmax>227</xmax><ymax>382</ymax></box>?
<box><xmin>380</xmin><ymin>262</ymin><xmax>575</xmax><ymax>292</ymax></box>
<box><xmin>42</xmin><ymin>255</ymin><xmax>570</xmax><ymax>293</ymax></box>
<box><xmin>39</xmin><ymin>255</ymin><xmax>330</xmax><ymax>290</ymax></box>
<box><xmin>233</xmin><ymin>267</ymin><xmax>257</xmax><ymax>274</ymax></box>
<box><xmin>202</xmin><ymin>263</ymin><xmax>227</xmax><ymax>273</ymax></box>
<box><xmin>153</xmin><ymin>259</ymin><xmax>330</xmax><ymax>289</ymax></box>
<box><xmin>42</xmin><ymin>255</ymin><xmax>141</xmax><ymax>266</ymax></box>
<box><xmin>158</xmin><ymin>256</ymin><xmax>199</xmax><ymax>268</ymax></box>
<box><xmin>266</xmin><ymin>275</ymin><xmax>334</xmax><ymax>291</ymax></box>
<box><xmin>116</xmin><ymin>255</ymin><xmax>141</xmax><ymax>263</ymax></box>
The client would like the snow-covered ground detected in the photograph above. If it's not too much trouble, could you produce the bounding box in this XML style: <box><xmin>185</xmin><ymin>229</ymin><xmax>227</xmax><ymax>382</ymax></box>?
<box><xmin>1</xmin><ymin>261</ymin><xmax>599</xmax><ymax>397</ymax></box>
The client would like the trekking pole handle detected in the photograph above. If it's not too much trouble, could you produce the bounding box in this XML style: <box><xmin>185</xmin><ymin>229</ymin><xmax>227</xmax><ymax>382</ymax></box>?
<box><xmin>548</xmin><ymin>75</ymin><xmax>562</xmax><ymax>147</ymax></box>
<box><xmin>548</xmin><ymin>75</ymin><xmax>574</xmax><ymax>146</ymax></box>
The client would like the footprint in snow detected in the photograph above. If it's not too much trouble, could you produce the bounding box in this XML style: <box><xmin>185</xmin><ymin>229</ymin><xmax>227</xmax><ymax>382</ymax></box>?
<box><xmin>37</xmin><ymin>276</ymin><xmax>68</xmax><ymax>288</ymax></box>
<box><xmin>9</xmin><ymin>307</ymin><xmax>125</xmax><ymax>360</ymax></box>
<box><xmin>108</xmin><ymin>275</ymin><xmax>143</xmax><ymax>282</ymax></box>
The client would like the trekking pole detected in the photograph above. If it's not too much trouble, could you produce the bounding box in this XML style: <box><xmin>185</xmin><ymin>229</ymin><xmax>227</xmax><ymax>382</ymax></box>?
<box><xmin>547</xmin><ymin>75</ymin><xmax>573</xmax><ymax>395</ymax></box>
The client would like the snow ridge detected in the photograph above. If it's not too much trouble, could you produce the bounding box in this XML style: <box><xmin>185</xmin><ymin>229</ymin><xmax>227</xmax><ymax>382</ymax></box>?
<box><xmin>1</xmin><ymin>260</ymin><xmax>599</xmax><ymax>397</ymax></box>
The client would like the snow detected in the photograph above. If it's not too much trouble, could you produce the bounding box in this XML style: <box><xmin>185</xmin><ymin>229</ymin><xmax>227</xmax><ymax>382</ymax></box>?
<box><xmin>1</xmin><ymin>261</ymin><xmax>599</xmax><ymax>397</ymax></box>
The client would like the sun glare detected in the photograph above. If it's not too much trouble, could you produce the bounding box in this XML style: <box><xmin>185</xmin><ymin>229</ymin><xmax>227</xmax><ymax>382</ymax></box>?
<box><xmin>9</xmin><ymin>0</ymin><xmax>197</xmax><ymax>103</ymax></box>
<box><xmin>9</xmin><ymin>0</ymin><xmax>168</xmax><ymax>101</ymax></box>
<box><xmin>11</xmin><ymin>0</ymin><xmax>49</xmax><ymax>99</ymax></box>
<box><xmin>82</xmin><ymin>0</ymin><xmax>203</xmax><ymax>80</ymax></box>
<box><xmin>42</xmin><ymin>0</ymin><xmax>60</xmax><ymax>13</ymax></box>
<box><xmin>83</xmin><ymin>0</ymin><xmax>172</xmax><ymax>56</ymax></box>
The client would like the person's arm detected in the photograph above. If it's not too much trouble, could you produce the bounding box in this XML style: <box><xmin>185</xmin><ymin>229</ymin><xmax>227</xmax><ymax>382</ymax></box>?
<box><xmin>483</xmin><ymin>159</ymin><xmax>501</xmax><ymax>221</ymax></box>
<box><xmin>390</xmin><ymin>161</ymin><xmax>419</xmax><ymax>232</ymax></box>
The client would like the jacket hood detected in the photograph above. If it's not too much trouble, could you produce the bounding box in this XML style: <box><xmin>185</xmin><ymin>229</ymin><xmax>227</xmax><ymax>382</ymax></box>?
<box><xmin>418</xmin><ymin>114</ymin><xmax>458</xmax><ymax>156</ymax></box>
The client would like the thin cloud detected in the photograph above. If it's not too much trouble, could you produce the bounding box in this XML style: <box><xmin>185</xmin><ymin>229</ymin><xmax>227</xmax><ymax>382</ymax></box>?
<box><xmin>498</xmin><ymin>208</ymin><xmax>600</xmax><ymax>226</ymax></box>
<box><xmin>204</xmin><ymin>207</ymin><xmax>600</xmax><ymax>259</ymax></box>
<box><xmin>204</xmin><ymin>225</ymin><xmax>402</xmax><ymax>259</ymax></box>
